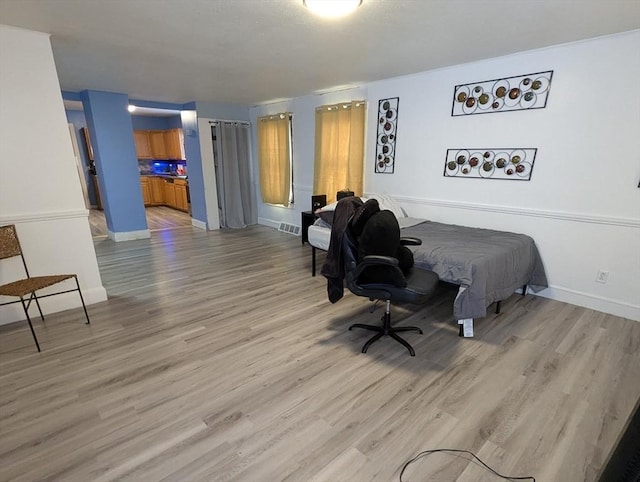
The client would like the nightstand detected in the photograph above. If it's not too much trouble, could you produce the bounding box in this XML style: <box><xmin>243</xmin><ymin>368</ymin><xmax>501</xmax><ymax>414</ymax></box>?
<box><xmin>301</xmin><ymin>211</ymin><xmax>316</xmax><ymax>245</ymax></box>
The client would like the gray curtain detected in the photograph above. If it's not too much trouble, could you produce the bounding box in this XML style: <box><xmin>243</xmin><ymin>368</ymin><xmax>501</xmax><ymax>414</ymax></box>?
<box><xmin>214</xmin><ymin>122</ymin><xmax>257</xmax><ymax>229</ymax></box>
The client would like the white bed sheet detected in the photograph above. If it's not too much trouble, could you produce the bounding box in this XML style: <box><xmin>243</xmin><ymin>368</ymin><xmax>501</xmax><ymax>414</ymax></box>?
<box><xmin>308</xmin><ymin>224</ymin><xmax>331</xmax><ymax>251</ymax></box>
<box><xmin>308</xmin><ymin>217</ymin><xmax>424</xmax><ymax>252</ymax></box>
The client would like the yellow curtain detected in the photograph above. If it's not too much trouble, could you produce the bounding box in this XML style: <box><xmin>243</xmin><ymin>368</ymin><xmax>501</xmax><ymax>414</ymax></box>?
<box><xmin>313</xmin><ymin>101</ymin><xmax>365</xmax><ymax>203</ymax></box>
<box><xmin>257</xmin><ymin>113</ymin><xmax>291</xmax><ymax>206</ymax></box>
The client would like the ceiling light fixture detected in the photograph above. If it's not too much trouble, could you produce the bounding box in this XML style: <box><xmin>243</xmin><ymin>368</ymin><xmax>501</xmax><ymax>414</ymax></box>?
<box><xmin>303</xmin><ymin>0</ymin><xmax>362</xmax><ymax>18</ymax></box>
<box><xmin>127</xmin><ymin>105</ymin><xmax>137</xmax><ymax>113</ymax></box>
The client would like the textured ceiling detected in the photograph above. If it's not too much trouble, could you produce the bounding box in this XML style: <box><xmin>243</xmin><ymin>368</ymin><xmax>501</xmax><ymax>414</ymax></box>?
<box><xmin>1</xmin><ymin>0</ymin><xmax>638</xmax><ymax>105</ymax></box>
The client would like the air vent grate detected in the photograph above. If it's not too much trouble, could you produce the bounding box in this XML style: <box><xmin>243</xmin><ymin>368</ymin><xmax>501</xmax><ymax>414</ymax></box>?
<box><xmin>278</xmin><ymin>222</ymin><xmax>300</xmax><ymax>236</ymax></box>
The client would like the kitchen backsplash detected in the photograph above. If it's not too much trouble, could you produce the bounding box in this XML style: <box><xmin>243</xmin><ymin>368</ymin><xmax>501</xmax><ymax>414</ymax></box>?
<box><xmin>138</xmin><ymin>160</ymin><xmax>187</xmax><ymax>176</ymax></box>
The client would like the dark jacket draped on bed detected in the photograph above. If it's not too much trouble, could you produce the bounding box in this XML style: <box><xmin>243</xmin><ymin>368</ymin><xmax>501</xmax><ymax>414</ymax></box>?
<box><xmin>320</xmin><ymin>196</ymin><xmax>364</xmax><ymax>303</ymax></box>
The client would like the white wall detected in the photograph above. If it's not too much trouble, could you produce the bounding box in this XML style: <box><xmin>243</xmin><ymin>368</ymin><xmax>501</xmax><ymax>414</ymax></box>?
<box><xmin>250</xmin><ymin>30</ymin><xmax>640</xmax><ymax>321</ymax></box>
<box><xmin>0</xmin><ymin>24</ymin><xmax>107</xmax><ymax>324</ymax></box>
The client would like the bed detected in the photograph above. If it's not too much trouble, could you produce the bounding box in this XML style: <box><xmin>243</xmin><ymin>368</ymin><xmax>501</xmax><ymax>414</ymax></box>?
<box><xmin>308</xmin><ymin>197</ymin><xmax>548</xmax><ymax>336</ymax></box>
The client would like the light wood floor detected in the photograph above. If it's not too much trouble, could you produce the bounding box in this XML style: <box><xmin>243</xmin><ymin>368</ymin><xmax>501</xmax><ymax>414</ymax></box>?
<box><xmin>88</xmin><ymin>206</ymin><xmax>192</xmax><ymax>237</ymax></box>
<box><xmin>1</xmin><ymin>225</ymin><xmax>639</xmax><ymax>481</ymax></box>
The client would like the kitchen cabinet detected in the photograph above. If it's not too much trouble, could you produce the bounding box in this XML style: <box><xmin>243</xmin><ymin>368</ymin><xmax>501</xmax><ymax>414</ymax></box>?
<box><xmin>133</xmin><ymin>129</ymin><xmax>185</xmax><ymax>160</ymax></box>
<box><xmin>149</xmin><ymin>130</ymin><xmax>168</xmax><ymax>159</ymax></box>
<box><xmin>140</xmin><ymin>176</ymin><xmax>166</xmax><ymax>206</ymax></box>
<box><xmin>161</xmin><ymin>178</ymin><xmax>189</xmax><ymax>212</ymax></box>
<box><xmin>174</xmin><ymin>179</ymin><xmax>189</xmax><ymax>212</ymax></box>
<box><xmin>140</xmin><ymin>175</ymin><xmax>188</xmax><ymax>212</ymax></box>
<box><xmin>134</xmin><ymin>130</ymin><xmax>153</xmax><ymax>159</ymax></box>
<box><xmin>164</xmin><ymin>129</ymin><xmax>185</xmax><ymax>160</ymax></box>
<box><xmin>140</xmin><ymin>177</ymin><xmax>151</xmax><ymax>205</ymax></box>
<box><xmin>150</xmin><ymin>176</ymin><xmax>165</xmax><ymax>204</ymax></box>
<box><xmin>164</xmin><ymin>180</ymin><xmax>177</xmax><ymax>208</ymax></box>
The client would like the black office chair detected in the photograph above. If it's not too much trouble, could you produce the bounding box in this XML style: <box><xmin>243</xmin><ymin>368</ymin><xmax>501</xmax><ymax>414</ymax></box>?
<box><xmin>342</xmin><ymin>212</ymin><xmax>439</xmax><ymax>356</ymax></box>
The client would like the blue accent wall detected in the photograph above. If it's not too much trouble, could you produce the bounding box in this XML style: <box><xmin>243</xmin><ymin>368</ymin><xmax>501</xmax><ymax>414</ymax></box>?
<box><xmin>80</xmin><ymin>90</ymin><xmax>147</xmax><ymax>234</ymax></box>
<box><xmin>167</xmin><ymin>115</ymin><xmax>182</xmax><ymax>129</ymax></box>
<box><xmin>62</xmin><ymin>90</ymin><xmax>82</xmax><ymax>101</ymax></box>
<box><xmin>130</xmin><ymin>115</ymin><xmax>170</xmax><ymax>130</ymax></box>
<box><xmin>130</xmin><ymin>115</ymin><xmax>182</xmax><ymax>130</ymax></box>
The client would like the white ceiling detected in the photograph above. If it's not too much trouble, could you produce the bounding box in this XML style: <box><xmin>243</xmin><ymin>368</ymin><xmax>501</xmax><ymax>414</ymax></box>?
<box><xmin>1</xmin><ymin>0</ymin><xmax>639</xmax><ymax>106</ymax></box>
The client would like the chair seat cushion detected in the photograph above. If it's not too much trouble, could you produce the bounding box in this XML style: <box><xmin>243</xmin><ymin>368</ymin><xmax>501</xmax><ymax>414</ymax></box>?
<box><xmin>0</xmin><ymin>275</ymin><xmax>75</xmax><ymax>297</ymax></box>
<box><xmin>359</xmin><ymin>267</ymin><xmax>439</xmax><ymax>304</ymax></box>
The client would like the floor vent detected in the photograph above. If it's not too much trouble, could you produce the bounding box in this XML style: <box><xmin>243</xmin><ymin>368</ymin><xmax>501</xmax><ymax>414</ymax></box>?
<box><xmin>278</xmin><ymin>222</ymin><xmax>300</xmax><ymax>236</ymax></box>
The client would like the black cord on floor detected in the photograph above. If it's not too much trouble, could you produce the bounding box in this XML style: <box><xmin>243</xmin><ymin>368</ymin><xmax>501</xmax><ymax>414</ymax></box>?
<box><xmin>399</xmin><ymin>448</ymin><xmax>536</xmax><ymax>481</ymax></box>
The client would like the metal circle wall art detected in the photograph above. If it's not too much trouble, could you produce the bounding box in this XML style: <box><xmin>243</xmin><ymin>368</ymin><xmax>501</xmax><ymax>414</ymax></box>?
<box><xmin>443</xmin><ymin>148</ymin><xmax>537</xmax><ymax>180</ymax></box>
<box><xmin>451</xmin><ymin>71</ymin><xmax>553</xmax><ymax>116</ymax></box>
<box><xmin>375</xmin><ymin>97</ymin><xmax>399</xmax><ymax>173</ymax></box>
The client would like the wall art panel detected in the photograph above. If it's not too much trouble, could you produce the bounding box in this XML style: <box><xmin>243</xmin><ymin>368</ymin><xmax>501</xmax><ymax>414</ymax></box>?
<box><xmin>451</xmin><ymin>71</ymin><xmax>553</xmax><ymax>116</ymax></box>
<box><xmin>375</xmin><ymin>97</ymin><xmax>399</xmax><ymax>173</ymax></box>
<box><xmin>443</xmin><ymin>148</ymin><xmax>537</xmax><ymax>180</ymax></box>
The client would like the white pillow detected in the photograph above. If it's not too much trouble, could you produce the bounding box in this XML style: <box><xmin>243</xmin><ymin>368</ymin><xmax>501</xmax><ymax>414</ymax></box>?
<box><xmin>369</xmin><ymin>192</ymin><xmax>405</xmax><ymax>219</ymax></box>
<box><xmin>315</xmin><ymin>197</ymin><xmax>367</xmax><ymax>213</ymax></box>
<box><xmin>316</xmin><ymin>201</ymin><xmax>338</xmax><ymax>213</ymax></box>
<box><xmin>314</xmin><ymin>194</ymin><xmax>405</xmax><ymax>219</ymax></box>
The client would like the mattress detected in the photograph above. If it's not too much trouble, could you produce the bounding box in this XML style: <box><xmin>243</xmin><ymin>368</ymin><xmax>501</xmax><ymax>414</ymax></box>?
<box><xmin>308</xmin><ymin>217</ymin><xmax>547</xmax><ymax>320</ymax></box>
<box><xmin>308</xmin><ymin>222</ymin><xmax>332</xmax><ymax>251</ymax></box>
<box><xmin>401</xmin><ymin>220</ymin><xmax>547</xmax><ymax>319</ymax></box>
<box><xmin>308</xmin><ymin>216</ymin><xmax>423</xmax><ymax>252</ymax></box>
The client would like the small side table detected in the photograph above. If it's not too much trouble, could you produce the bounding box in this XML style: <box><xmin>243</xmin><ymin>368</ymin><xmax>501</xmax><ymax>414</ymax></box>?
<box><xmin>301</xmin><ymin>211</ymin><xmax>315</xmax><ymax>245</ymax></box>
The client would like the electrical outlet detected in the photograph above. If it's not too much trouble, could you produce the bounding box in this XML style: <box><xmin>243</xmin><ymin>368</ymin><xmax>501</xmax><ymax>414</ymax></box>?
<box><xmin>596</xmin><ymin>270</ymin><xmax>609</xmax><ymax>284</ymax></box>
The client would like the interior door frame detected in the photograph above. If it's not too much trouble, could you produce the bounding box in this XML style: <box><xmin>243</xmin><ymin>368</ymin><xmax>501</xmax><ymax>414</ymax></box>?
<box><xmin>197</xmin><ymin>117</ymin><xmax>221</xmax><ymax>230</ymax></box>
<box><xmin>68</xmin><ymin>123</ymin><xmax>91</xmax><ymax>209</ymax></box>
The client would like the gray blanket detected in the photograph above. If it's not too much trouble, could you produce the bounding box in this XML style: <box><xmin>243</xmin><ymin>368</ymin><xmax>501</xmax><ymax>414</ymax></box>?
<box><xmin>400</xmin><ymin>220</ymin><xmax>548</xmax><ymax>319</ymax></box>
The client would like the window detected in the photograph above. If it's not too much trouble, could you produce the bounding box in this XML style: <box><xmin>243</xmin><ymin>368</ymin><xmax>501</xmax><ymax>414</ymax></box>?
<box><xmin>313</xmin><ymin>101</ymin><xmax>366</xmax><ymax>203</ymax></box>
<box><xmin>257</xmin><ymin>113</ymin><xmax>293</xmax><ymax>206</ymax></box>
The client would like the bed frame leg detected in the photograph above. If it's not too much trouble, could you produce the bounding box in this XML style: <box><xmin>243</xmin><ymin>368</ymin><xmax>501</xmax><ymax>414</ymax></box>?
<box><xmin>495</xmin><ymin>300</ymin><xmax>502</xmax><ymax>314</ymax></box>
<box><xmin>312</xmin><ymin>247</ymin><xmax>316</xmax><ymax>277</ymax></box>
<box><xmin>458</xmin><ymin>319</ymin><xmax>474</xmax><ymax>337</ymax></box>
<box><xmin>522</xmin><ymin>284</ymin><xmax>527</xmax><ymax>296</ymax></box>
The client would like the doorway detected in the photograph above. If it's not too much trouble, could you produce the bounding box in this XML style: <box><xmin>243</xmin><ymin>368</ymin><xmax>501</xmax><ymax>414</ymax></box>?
<box><xmin>209</xmin><ymin>121</ymin><xmax>257</xmax><ymax>229</ymax></box>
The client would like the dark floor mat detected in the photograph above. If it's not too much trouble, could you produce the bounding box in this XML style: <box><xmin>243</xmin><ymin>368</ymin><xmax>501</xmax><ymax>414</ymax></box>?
<box><xmin>599</xmin><ymin>398</ymin><xmax>640</xmax><ymax>482</ymax></box>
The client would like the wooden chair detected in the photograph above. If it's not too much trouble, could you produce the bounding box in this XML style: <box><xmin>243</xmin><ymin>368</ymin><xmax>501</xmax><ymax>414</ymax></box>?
<box><xmin>0</xmin><ymin>224</ymin><xmax>90</xmax><ymax>352</ymax></box>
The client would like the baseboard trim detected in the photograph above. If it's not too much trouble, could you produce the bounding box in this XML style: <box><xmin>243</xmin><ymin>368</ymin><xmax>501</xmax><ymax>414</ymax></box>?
<box><xmin>390</xmin><ymin>195</ymin><xmax>640</xmax><ymax>228</ymax></box>
<box><xmin>535</xmin><ymin>285</ymin><xmax>640</xmax><ymax>321</ymax></box>
<box><xmin>258</xmin><ymin>217</ymin><xmax>281</xmax><ymax>230</ymax></box>
<box><xmin>108</xmin><ymin>229</ymin><xmax>151</xmax><ymax>242</ymax></box>
<box><xmin>191</xmin><ymin>218</ymin><xmax>207</xmax><ymax>230</ymax></box>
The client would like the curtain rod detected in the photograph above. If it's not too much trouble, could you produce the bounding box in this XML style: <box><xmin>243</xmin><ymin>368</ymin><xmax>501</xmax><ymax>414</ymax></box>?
<box><xmin>208</xmin><ymin>119</ymin><xmax>250</xmax><ymax>126</ymax></box>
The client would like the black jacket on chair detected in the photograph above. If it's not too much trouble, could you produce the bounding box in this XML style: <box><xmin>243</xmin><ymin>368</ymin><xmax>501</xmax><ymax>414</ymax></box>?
<box><xmin>320</xmin><ymin>196</ymin><xmax>364</xmax><ymax>303</ymax></box>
